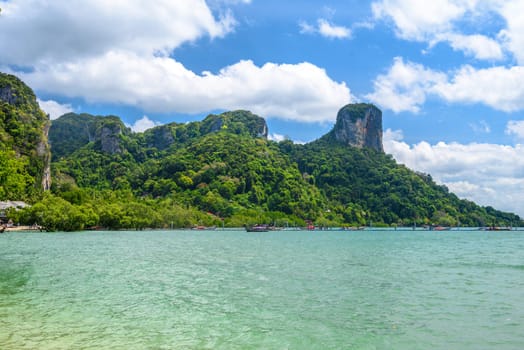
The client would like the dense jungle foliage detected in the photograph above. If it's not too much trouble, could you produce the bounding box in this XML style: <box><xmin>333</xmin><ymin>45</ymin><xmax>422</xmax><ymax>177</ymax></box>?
<box><xmin>0</xmin><ymin>72</ymin><xmax>50</xmax><ymax>200</ymax></box>
<box><xmin>1</xmin><ymin>72</ymin><xmax>521</xmax><ymax>231</ymax></box>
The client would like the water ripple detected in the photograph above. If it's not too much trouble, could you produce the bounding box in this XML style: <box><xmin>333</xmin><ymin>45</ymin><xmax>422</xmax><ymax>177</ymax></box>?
<box><xmin>1</xmin><ymin>230</ymin><xmax>524</xmax><ymax>349</ymax></box>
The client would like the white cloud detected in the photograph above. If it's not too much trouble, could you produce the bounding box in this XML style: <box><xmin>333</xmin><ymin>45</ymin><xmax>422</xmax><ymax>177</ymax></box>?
<box><xmin>384</xmin><ymin>129</ymin><xmax>524</xmax><ymax>217</ymax></box>
<box><xmin>372</xmin><ymin>0</ymin><xmax>505</xmax><ymax>61</ymax></box>
<box><xmin>444</xmin><ymin>33</ymin><xmax>504</xmax><ymax>60</ymax></box>
<box><xmin>0</xmin><ymin>0</ymin><xmax>234</xmax><ymax>66</ymax></box>
<box><xmin>368</xmin><ymin>57</ymin><xmax>524</xmax><ymax>113</ymax></box>
<box><xmin>499</xmin><ymin>0</ymin><xmax>524</xmax><ymax>64</ymax></box>
<box><xmin>506</xmin><ymin>120</ymin><xmax>524</xmax><ymax>139</ymax></box>
<box><xmin>37</xmin><ymin>99</ymin><xmax>73</xmax><ymax>120</ymax></box>
<box><xmin>433</xmin><ymin>65</ymin><xmax>524</xmax><ymax>112</ymax></box>
<box><xmin>18</xmin><ymin>53</ymin><xmax>351</xmax><ymax>123</ymax></box>
<box><xmin>268</xmin><ymin>133</ymin><xmax>287</xmax><ymax>142</ymax></box>
<box><xmin>128</xmin><ymin>116</ymin><xmax>162</xmax><ymax>133</ymax></box>
<box><xmin>0</xmin><ymin>0</ymin><xmax>350</xmax><ymax>124</ymax></box>
<box><xmin>372</xmin><ymin>0</ymin><xmax>467</xmax><ymax>41</ymax></box>
<box><xmin>300</xmin><ymin>19</ymin><xmax>351</xmax><ymax>39</ymax></box>
<box><xmin>366</xmin><ymin>57</ymin><xmax>446</xmax><ymax>113</ymax></box>
<box><xmin>318</xmin><ymin>19</ymin><xmax>351</xmax><ymax>39</ymax></box>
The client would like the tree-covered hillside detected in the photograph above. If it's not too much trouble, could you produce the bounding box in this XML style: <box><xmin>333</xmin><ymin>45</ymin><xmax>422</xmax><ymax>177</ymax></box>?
<box><xmin>3</xmin><ymin>73</ymin><xmax>521</xmax><ymax>231</ymax></box>
<box><xmin>290</xmin><ymin>139</ymin><xmax>516</xmax><ymax>227</ymax></box>
<box><xmin>37</xmin><ymin>109</ymin><xmax>522</xmax><ymax>230</ymax></box>
<box><xmin>0</xmin><ymin>72</ymin><xmax>50</xmax><ymax>200</ymax></box>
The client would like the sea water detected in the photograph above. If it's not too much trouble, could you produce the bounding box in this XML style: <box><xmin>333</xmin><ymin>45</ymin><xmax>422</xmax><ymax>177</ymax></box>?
<box><xmin>1</xmin><ymin>229</ymin><xmax>523</xmax><ymax>349</ymax></box>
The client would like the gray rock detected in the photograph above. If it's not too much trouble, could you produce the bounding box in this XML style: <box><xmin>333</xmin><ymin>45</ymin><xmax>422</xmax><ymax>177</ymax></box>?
<box><xmin>331</xmin><ymin>103</ymin><xmax>383</xmax><ymax>152</ymax></box>
<box><xmin>98</xmin><ymin>124</ymin><xmax>124</xmax><ymax>154</ymax></box>
<box><xmin>0</xmin><ymin>86</ymin><xmax>17</xmax><ymax>105</ymax></box>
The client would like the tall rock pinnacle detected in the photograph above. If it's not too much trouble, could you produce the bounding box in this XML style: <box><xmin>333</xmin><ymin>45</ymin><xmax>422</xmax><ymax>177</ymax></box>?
<box><xmin>329</xmin><ymin>103</ymin><xmax>383</xmax><ymax>152</ymax></box>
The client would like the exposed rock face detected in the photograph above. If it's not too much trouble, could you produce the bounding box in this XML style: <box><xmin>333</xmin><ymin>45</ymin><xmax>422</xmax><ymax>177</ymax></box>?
<box><xmin>330</xmin><ymin>103</ymin><xmax>383</xmax><ymax>152</ymax></box>
<box><xmin>0</xmin><ymin>85</ymin><xmax>18</xmax><ymax>105</ymax></box>
<box><xmin>97</xmin><ymin>122</ymin><xmax>125</xmax><ymax>154</ymax></box>
<box><xmin>39</xmin><ymin>121</ymin><xmax>52</xmax><ymax>190</ymax></box>
<box><xmin>0</xmin><ymin>72</ymin><xmax>52</xmax><ymax>193</ymax></box>
<box><xmin>50</xmin><ymin>113</ymin><xmax>130</xmax><ymax>156</ymax></box>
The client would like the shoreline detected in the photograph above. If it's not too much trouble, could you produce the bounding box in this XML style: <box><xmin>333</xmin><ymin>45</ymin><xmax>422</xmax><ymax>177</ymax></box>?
<box><xmin>2</xmin><ymin>225</ymin><xmax>42</xmax><ymax>232</ymax></box>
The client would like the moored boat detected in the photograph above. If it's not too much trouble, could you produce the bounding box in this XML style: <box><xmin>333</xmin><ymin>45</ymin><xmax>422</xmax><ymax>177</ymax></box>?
<box><xmin>245</xmin><ymin>224</ymin><xmax>269</xmax><ymax>232</ymax></box>
<box><xmin>431</xmin><ymin>225</ymin><xmax>451</xmax><ymax>231</ymax></box>
<box><xmin>192</xmin><ymin>225</ymin><xmax>217</xmax><ymax>231</ymax></box>
<box><xmin>486</xmin><ymin>226</ymin><xmax>512</xmax><ymax>231</ymax></box>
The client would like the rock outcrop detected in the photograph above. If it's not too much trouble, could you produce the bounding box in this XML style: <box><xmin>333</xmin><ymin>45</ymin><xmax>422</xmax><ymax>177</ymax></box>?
<box><xmin>95</xmin><ymin>118</ymin><xmax>128</xmax><ymax>154</ymax></box>
<box><xmin>49</xmin><ymin>113</ymin><xmax>130</xmax><ymax>157</ymax></box>
<box><xmin>201</xmin><ymin>110</ymin><xmax>268</xmax><ymax>139</ymax></box>
<box><xmin>325</xmin><ymin>103</ymin><xmax>383</xmax><ymax>152</ymax></box>
<box><xmin>0</xmin><ymin>85</ymin><xmax>18</xmax><ymax>105</ymax></box>
<box><xmin>0</xmin><ymin>72</ymin><xmax>52</xmax><ymax>194</ymax></box>
<box><xmin>39</xmin><ymin>122</ymin><xmax>52</xmax><ymax>190</ymax></box>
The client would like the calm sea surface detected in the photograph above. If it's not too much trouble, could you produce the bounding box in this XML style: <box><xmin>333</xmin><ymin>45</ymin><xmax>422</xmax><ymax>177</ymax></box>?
<box><xmin>1</xmin><ymin>229</ymin><xmax>523</xmax><ymax>349</ymax></box>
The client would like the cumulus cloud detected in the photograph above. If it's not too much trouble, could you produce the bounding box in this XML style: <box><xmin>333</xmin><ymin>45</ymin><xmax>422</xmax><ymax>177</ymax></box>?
<box><xmin>384</xmin><ymin>129</ymin><xmax>524</xmax><ymax>216</ymax></box>
<box><xmin>433</xmin><ymin>65</ymin><xmax>524</xmax><ymax>112</ymax></box>
<box><xmin>0</xmin><ymin>0</ymin><xmax>233</xmax><ymax>66</ymax></box>
<box><xmin>368</xmin><ymin>57</ymin><xmax>524</xmax><ymax>113</ymax></box>
<box><xmin>0</xmin><ymin>0</ymin><xmax>351</xmax><ymax>124</ymax></box>
<box><xmin>372</xmin><ymin>0</ymin><xmax>465</xmax><ymax>41</ymax></box>
<box><xmin>128</xmin><ymin>116</ymin><xmax>162</xmax><ymax>133</ymax></box>
<box><xmin>366</xmin><ymin>57</ymin><xmax>446</xmax><ymax>113</ymax></box>
<box><xmin>499</xmin><ymin>0</ymin><xmax>524</xmax><ymax>64</ymax></box>
<box><xmin>372</xmin><ymin>0</ymin><xmax>506</xmax><ymax>61</ymax></box>
<box><xmin>443</xmin><ymin>33</ymin><xmax>504</xmax><ymax>60</ymax></box>
<box><xmin>19</xmin><ymin>54</ymin><xmax>351</xmax><ymax>123</ymax></box>
<box><xmin>300</xmin><ymin>19</ymin><xmax>351</xmax><ymax>39</ymax></box>
<box><xmin>37</xmin><ymin>99</ymin><xmax>73</xmax><ymax>120</ymax></box>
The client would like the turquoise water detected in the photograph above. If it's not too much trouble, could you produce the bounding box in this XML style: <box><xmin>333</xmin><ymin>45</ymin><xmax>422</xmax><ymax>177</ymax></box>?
<box><xmin>1</xmin><ymin>229</ymin><xmax>524</xmax><ymax>349</ymax></box>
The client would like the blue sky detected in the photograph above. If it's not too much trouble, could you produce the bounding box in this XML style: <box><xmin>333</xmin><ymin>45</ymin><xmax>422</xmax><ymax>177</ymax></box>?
<box><xmin>2</xmin><ymin>0</ymin><xmax>524</xmax><ymax>217</ymax></box>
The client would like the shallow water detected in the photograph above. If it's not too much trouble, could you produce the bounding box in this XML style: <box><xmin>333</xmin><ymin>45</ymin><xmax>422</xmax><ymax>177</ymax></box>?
<box><xmin>1</xmin><ymin>229</ymin><xmax>523</xmax><ymax>349</ymax></box>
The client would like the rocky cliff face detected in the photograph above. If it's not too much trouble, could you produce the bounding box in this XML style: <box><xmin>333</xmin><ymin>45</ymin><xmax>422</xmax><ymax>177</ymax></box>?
<box><xmin>0</xmin><ymin>72</ymin><xmax>52</xmax><ymax>193</ymax></box>
<box><xmin>0</xmin><ymin>85</ymin><xmax>18</xmax><ymax>105</ymax></box>
<box><xmin>326</xmin><ymin>103</ymin><xmax>383</xmax><ymax>152</ymax></box>
<box><xmin>49</xmin><ymin>114</ymin><xmax>130</xmax><ymax>157</ymax></box>
<box><xmin>95</xmin><ymin>119</ymin><xmax>128</xmax><ymax>154</ymax></box>
<box><xmin>39</xmin><ymin>122</ymin><xmax>52</xmax><ymax>190</ymax></box>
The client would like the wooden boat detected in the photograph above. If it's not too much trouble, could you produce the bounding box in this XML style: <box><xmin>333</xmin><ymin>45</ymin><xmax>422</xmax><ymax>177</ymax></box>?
<box><xmin>245</xmin><ymin>225</ymin><xmax>269</xmax><ymax>232</ymax></box>
<box><xmin>486</xmin><ymin>226</ymin><xmax>511</xmax><ymax>231</ymax></box>
<box><xmin>191</xmin><ymin>225</ymin><xmax>217</xmax><ymax>231</ymax></box>
<box><xmin>432</xmin><ymin>225</ymin><xmax>451</xmax><ymax>231</ymax></box>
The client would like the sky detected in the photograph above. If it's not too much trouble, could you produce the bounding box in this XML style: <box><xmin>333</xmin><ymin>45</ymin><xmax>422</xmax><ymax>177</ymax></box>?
<box><xmin>1</xmin><ymin>0</ymin><xmax>524</xmax><ymax>217</ymax></box>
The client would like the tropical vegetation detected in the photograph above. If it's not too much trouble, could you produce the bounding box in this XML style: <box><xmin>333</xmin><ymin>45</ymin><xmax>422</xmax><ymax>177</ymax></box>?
<box><xmin>1</xmin><ymin>72</ymin><xmax>521</xmax><ymax>231</ymax></box>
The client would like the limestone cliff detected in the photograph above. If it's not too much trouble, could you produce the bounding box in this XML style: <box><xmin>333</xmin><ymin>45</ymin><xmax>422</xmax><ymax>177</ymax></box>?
<box><xmin>0</xmin><ymin>72</ymin><xmax>51</xmax><ymax>195</ymax></box>
<box><xmin>323</xmin><ymin>103</ymin><xmax>383</xmax><ymax>152</ymax></box>
<box><xmin>49</xmin><ymin>113</ymin><xmax>130</xmax><ymax>157</ymax></box>
<box><xmin>94</xmin><ymin>117</ymin><xmax>129</xmax><ymax>154</ymax></box>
